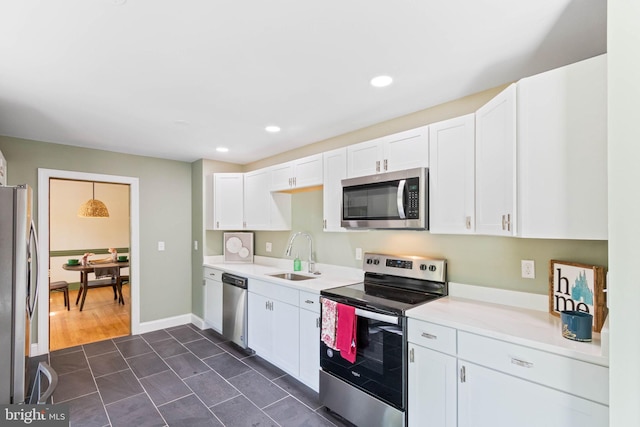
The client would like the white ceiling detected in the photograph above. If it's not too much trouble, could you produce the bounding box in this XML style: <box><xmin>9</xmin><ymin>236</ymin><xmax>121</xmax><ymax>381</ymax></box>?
<box><xmin>0</xmin><ymin>0</ymin><xmax>606</xmax><ymax>164</ymax></box>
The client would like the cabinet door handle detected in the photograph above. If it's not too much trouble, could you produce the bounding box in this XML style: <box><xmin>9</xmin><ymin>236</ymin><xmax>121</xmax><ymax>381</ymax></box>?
<box><xmin>465</xmin><ymin>216</ymin><xmax>471</xmax><ymax>230</ymax></box>
<box><xmin>216</xmin><ymin>221</ymin><xmax>219</xmax><ymax>229</ymax></box>
<box><xmin>409</xmin><ymin>347</ymin><xmax>414</xmax><ymax>363</ymax></box>
<box><xmin>510</xmin><ymin>357</ymin><xmax>534</xmax><ymax>368</ymax></box>
<box><xmin>421</xmin><ymin>332</ymin><xmax>437</xmax><ymax>340</ymax></box>
<box><xmin>460</xmin><ymin>365</ymin><xmax>466</xmax><ymax>383</ymax></box>
<box><xmin>384</xmin><ymin>159</ymin><xmax>388</xmax><ymax>171</ymax></box>
<box><xmin>376</xmin><ymin>160</ymin><xmax>380</xmax><ymax>173</ymax></box>
<box><xmin>316</xmin><ymin>317</ymin><xmax>320</xmax><ymax>328</ymax></box>
<box><xmin>294</xmin><ymin>177</ymin><xmax>297</xmax><ymax>187</ymax></box>
<box><xmin>501</xmin><ymin>214</ymin><xmax>506</xmax><ymax>230</ymax></box>
<box><xmin>506</xmin><ymin>213</ymin><xmax>511</xmax><ymax>232</ymax></box>
<box><xmin>265</xmin><ymin>301</ymin><xmax>268</xmax><ymax>310</ymax></box>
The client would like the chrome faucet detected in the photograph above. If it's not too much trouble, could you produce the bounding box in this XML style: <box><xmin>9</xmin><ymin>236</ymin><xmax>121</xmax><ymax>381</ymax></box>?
<box><xmin>285</xmin><ymin>231</ymin><xmax>316</xmax><ymax>274</ymax></box>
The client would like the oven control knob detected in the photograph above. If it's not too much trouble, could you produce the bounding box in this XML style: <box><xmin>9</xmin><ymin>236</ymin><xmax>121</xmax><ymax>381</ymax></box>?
<box><xmin>366</xmin><ymin>259</ymin><xmax>373</xmax><ymax>265</ymax></box>
<box><xmin>429</xmin><ymin>265</ymin><xmax>437</xmax><ymax>272</ymax></box>
<box><xmin>420</xmin><ymin>264</ymin><xmax>427</xmax><ymax>271</ymax></box>
<box><xmin>373</xmin><ymin>259</ymin><xmax>380</xmax><ymax>265</ymax></box>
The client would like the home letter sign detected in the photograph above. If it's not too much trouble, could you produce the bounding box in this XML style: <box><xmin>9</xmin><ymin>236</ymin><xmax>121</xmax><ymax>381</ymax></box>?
<box><xmin>548</xmin><ymin>260</ymin><xmax>607</xmax><ymax>332</ymax></box>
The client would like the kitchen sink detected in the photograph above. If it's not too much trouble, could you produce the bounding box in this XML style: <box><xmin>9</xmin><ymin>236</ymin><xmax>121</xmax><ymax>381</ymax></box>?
<box><xmin>267</xmin><ymin>272</ymin><xmax>316</xmax><ymax>281</ymax></box>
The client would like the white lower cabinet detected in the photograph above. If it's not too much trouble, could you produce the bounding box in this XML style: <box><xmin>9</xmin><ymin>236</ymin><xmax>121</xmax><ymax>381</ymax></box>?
<box><xmin>299</xmin><ymin>307</ymin><xmax>320</xmax><ymax>391</ymax></box>
<box><xmin>248</xmin><ymin>279</ymin><xmax>327</xmax><ymax>386</ymax></box>
<box><xmin>247</xmin><ymin>289</ymin><xmax>299</xmax><ymax>376</ymax></box>
<box><xmin>203</xmin><ymin>268</ymin><xmax>223</xmax><ymax>333</ymax></box>
<box><xmin>458</xmin><ymin>362</ymin><xmax>608</xmax><ymax>427</ymax></box>
<box><xmin>408</xmin><ymin>343</ymin><xmax>457</xmax><ymax>427</ymax></box>
<box><xmin>299</xmin><ymin>291</ymin><xmax>320</xmax><ymax>391</ymax></box>
<box><xmin>407</xmin><ymin>319</ymin><xmax>609</xmax><ymax>427</ymax></box>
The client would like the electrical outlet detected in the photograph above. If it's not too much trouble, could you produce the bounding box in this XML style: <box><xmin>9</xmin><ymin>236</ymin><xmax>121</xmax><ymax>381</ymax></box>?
<box><xmin>355</xmin><ymin>248</ymin><xmax>362</xmax><ymax>260</ymax></box>
<box><xmin>521</xmin><ymin>260</ymin><xmax>535</xmax><ymax>279</ymax></box>
<box><xmin>194</xmin><ymin>240</ymin><xmax>198</xmax><ymax>250</ymax></box>
<box><xmin>266</xmin><ymin>242</ymin><xmax>272</xmax><ymax>252</ymax></box>
<box><xmin>158</xmin><ymin>241</ymin><xmax>165</xmax><ymax>251</ymax></box>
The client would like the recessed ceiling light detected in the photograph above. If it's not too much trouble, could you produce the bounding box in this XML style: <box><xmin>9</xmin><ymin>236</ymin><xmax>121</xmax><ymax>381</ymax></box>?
<box><xmin>370</xmin><ymin>75</ymin><xmax>393</xmax><ymax>88</ymax></box>
<box><xmin>265</xmin><ymin>125</ymin><xmax>281</xmax><ymax>133</ymax></box>
<box><xmin>216</xmin><ymin>147</ymin><xmax>229</xmax><ymax>153</ymax></box>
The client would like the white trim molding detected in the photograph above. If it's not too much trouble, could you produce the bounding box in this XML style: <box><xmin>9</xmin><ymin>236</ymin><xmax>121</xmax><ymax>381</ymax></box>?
<box><xmin>36</xmin><ymin>168</ymin><xmax>140</xmax><ymax>355</ymax></box>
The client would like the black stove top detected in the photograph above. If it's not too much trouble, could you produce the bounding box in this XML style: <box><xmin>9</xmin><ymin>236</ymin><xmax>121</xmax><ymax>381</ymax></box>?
<box><xmin>320</xmin><ymin>281</ymin><xmax>443</xmax><ymax>316</ymax></box>
<box><xmin>321</xmin><ymin>252</ymin><xmax>448</xmax><ymax>315</ymax></box>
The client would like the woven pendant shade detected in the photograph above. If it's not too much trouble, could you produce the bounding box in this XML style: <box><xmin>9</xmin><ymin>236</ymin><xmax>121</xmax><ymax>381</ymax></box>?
<box><xmin>78</xmin><ymin>182</ymin><xmax>110</xmax><ymax>218</ymax></box>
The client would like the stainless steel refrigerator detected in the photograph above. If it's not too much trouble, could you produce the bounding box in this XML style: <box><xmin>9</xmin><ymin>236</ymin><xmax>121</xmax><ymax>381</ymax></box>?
<box><xmin>0</xmin><ymin>185</ymin><xmax>40</xmax><ymax>404</ymax></box>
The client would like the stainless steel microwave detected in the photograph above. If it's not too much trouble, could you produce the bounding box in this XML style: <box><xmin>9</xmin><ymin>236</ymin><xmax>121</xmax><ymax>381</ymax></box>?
<box><xmin>341</xmin><ymin>167</ymin><xmax>428</xmax><ymax>230</ymax></box>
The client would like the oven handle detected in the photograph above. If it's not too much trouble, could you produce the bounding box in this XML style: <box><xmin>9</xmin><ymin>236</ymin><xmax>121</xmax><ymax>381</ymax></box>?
<box><xmin>355</xmin><ymin>308</ymin><xmax>400</xmax><ymax>325</ymax></box>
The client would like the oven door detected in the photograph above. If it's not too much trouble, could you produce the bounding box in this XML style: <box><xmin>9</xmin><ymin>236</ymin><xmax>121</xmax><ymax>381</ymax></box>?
<box><xmin>320</xmin><ymin>303</ymin><xmax>407</xmax><ymax>410</ymax></box>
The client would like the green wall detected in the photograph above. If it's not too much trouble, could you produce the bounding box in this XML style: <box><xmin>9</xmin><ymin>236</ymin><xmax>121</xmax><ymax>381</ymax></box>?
<box><xmin>0</xmin><ymin>136</ymin><xmax>193</xmax><ymax>322</ymax></box>
<box><xmin>253</xmin><ymin>190</ymin><xmax>607</xmax><ymax>295</ymax></box>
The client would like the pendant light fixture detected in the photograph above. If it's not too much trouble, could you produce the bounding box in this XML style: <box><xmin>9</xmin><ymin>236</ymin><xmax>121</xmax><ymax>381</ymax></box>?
<box><xmin>78</xmin><ymin>182</ymin><xmax>110</xmax><ymax>218</ymax></box>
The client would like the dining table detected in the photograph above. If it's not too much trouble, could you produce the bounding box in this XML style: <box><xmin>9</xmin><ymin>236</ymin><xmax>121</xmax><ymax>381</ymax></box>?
<box><xmin>62</xmin><ymin>260</ymin><xmax>129</xmax><ymax>310</ymax></box>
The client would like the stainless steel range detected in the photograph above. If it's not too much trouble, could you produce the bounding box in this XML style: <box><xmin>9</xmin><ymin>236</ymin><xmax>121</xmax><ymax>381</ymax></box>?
<box><xmin>319</xmin><ymin>252</ymin><xmax>447</xmax><ymax>427</ymax></box>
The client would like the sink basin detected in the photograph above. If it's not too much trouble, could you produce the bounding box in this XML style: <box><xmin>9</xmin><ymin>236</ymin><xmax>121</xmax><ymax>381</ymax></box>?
<box><xmin>268</xmin><ymin>272</ymin><xmax>316</xmax><ymax>281</ymax></box>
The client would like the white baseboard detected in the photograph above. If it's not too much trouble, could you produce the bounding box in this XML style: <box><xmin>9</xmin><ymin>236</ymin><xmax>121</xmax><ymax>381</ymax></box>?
<box><xmin>191</xmin><ymin>314</ymin><xmax>206</xmax><ymax>330</ymax></box>
<box><xmin>138</xmin><ymin>313</ymin><xmax>193</xmax><ymax>334</ymax></box>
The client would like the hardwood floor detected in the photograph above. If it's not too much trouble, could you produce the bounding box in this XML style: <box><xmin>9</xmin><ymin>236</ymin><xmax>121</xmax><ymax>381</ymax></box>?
<box><xmin>49</xmin><ymin>284</ymin><xmax>131</xmax><ymax>351</ymax></box>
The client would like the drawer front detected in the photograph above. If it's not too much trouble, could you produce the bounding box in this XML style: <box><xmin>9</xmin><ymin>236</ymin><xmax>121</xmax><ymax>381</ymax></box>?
<box><xmin>249</xmin><ymin>279</ymin><xmax>299</xmax><ymax>306</ymax></box>
<box><xmin>204</xmin><ymin>267</ymin><xmax>223</xmax><ymax>282</ymax></box>
<box><xmin>407</xmin><ymin>318</ymin><xmax>457</xmax><ymax>355</ymax></box>
<box><xmin>458</xmin><ymin>331</ymin><xmax>609</xmax><ymax>405</ymax></box>
<box><xmin>299</xmin><ymin>291</ymin><xmax>320</xmax><ymax>313</ymax></box>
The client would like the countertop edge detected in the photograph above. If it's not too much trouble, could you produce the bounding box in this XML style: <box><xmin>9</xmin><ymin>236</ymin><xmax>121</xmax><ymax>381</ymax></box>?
<box><xmin>407</xmin><ymin>296</ymin><xmax>609</xmax><ymax>367</ymax></box>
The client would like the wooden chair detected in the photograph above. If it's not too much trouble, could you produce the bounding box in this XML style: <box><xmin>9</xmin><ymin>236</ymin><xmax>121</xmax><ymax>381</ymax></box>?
<box><xmin>49</xmin><ymin>280</ymin><xmax>70</xmax><ymax>311</ymax></box>
<box><xmin>76</xmin><ymin>267</ymin><xmax>125</xmax><ymax>311</ymax></box>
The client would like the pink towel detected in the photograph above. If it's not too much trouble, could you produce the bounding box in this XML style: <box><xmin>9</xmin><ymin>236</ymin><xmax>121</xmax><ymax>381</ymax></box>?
<box><xmin>336</xmin><ymin>303</ymin><xmax>357</xmax><ymax>363</ymax></box>
<box><xmin>321</xmin><ymin>298</ymin><xmax>338</xmax><ymax>349</ymax></box>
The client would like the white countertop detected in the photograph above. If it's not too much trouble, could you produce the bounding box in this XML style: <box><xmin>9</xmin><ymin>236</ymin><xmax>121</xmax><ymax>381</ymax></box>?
<box><xmin>406</xmin><ymin>296</ymin><xmax>608</xmax><ymax>367</ymax></box>
<box><xmin>203</xmin><ymin>255</ymin><xmax>362</xmax><ymax>293</ymax></box>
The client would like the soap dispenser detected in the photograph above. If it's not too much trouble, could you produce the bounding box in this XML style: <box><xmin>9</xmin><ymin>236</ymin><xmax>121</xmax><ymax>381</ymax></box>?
<box><xmin>293</xmin><ymin>253</ymin><xmax>302</xmax><ymax>271</ymax></box>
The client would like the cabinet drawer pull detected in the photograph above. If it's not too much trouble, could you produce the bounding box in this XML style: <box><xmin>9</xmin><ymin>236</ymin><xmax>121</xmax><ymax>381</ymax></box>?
<box><xmin>510</xmin><ymin>357</ymin><xmax>534</xmax><ymax>368</ymax></box>
<box><xmin>421</xmin><ymin>332</ymin><xmax>437</xmax><ymax>340</ymax></box>
<box><xmin>305</xmin><ymin>300</ymin><xmax>314</xmax><ymax>304</ymax></box>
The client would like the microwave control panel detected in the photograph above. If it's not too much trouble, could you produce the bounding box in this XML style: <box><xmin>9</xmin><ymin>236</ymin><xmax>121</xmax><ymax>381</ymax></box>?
<box><xmin>406</xmin><ymin>177</ymin><xmax>420</xmax><ymax>219</ymax></box>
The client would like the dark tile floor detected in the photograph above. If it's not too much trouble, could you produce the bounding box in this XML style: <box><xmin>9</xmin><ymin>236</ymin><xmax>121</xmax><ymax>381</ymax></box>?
<box><xmin>50</xmin><ymin>325</ymin><xmax>354</xmax><ymax>427</ymax></box>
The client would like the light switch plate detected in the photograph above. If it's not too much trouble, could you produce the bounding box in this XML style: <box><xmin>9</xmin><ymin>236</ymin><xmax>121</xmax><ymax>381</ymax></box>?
<box><xmin>266</xmin><ymin>242</ymin><xmax>272</xmax><ymax>252</ymax></box>
<box><xmin>158</xmin><ymin>241</ymin><xmax>165</xmax><ymax>251</ymax></box>
<box><xmin>355</xmin><ymin>248</ymin><xmax>362</xmax><ymax>260</ymax></box>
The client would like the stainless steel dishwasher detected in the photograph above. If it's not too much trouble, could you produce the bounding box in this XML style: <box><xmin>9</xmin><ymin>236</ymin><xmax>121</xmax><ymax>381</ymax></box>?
<box><xmin>221</xmin><ymin>272</ymin><xmax>248</xmax><ymax>349</ymax></box>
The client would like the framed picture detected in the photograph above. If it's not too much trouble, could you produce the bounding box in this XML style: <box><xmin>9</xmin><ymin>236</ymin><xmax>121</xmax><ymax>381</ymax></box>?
<box><xmin>548</xmin><ymin>260</ymin><xmax>607</xmax><ymax>332</ymax></box>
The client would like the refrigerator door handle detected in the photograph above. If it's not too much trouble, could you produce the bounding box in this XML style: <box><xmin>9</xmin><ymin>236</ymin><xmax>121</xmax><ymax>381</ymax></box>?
<box><xmin>27</xmin><ymin>220</ymin><xmax>39</xmax><ymax>318</ymax></box>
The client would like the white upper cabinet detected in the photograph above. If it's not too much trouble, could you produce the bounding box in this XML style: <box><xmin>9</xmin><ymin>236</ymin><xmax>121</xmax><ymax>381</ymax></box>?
<box><xmin>212</xmin><ymin>173</ymin><xmax>244</xmax><ymax>230</ymax></box>
<box><xmin>475</xmin><ymin>84</ymin><xmax>517</xmax><ymax>236</ymax></box>
<box><xmin>429</xmin><ymin>114</ymin><xmax>476</xmax><ymax>234</ymax></box>
<box><xmin>517</xmin><ymin>54</ymin><xmax>607</xmax><ymax>240</ymax></box>
<box><xmin>270</xmin><ymin>154</ymin><xmax>323</xmax><ymax>191</ymax></box>
<box><xmin>244</xmin><ymin>168</ymin><xmax>271</xmax><ymax>230</ymax></box>
<box><xmin>245</xmin><ymin>168</ymin><xmax>291</xmax><ymax>231</ymax></box>
<box><xmin>347</xmin><ymin>126</ymin><xmax>429</xmax><ymax>178</ymax></box>
<box><xmin>322</xmin><ymin>147</ymin><xmax>347</xmax><ymax>232</ymax></box>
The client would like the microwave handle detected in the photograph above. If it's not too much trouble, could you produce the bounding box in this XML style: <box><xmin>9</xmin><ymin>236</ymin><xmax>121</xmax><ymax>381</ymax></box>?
<box><xmin>397</xmin><ymin>179</ymin><xmax>407</xmax><ymax>219</ymax></box>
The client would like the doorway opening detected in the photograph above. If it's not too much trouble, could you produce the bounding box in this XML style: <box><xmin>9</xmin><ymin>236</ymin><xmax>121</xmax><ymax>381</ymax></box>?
<box><xmin>48</xmin><ymin>179</ymin><xmax>131</xmax><ymax>350</ymax></box>
<box><xmin>36</xmin><ymin>169</ymin><xmax>140</xmax><ymax>356</ymax></box>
